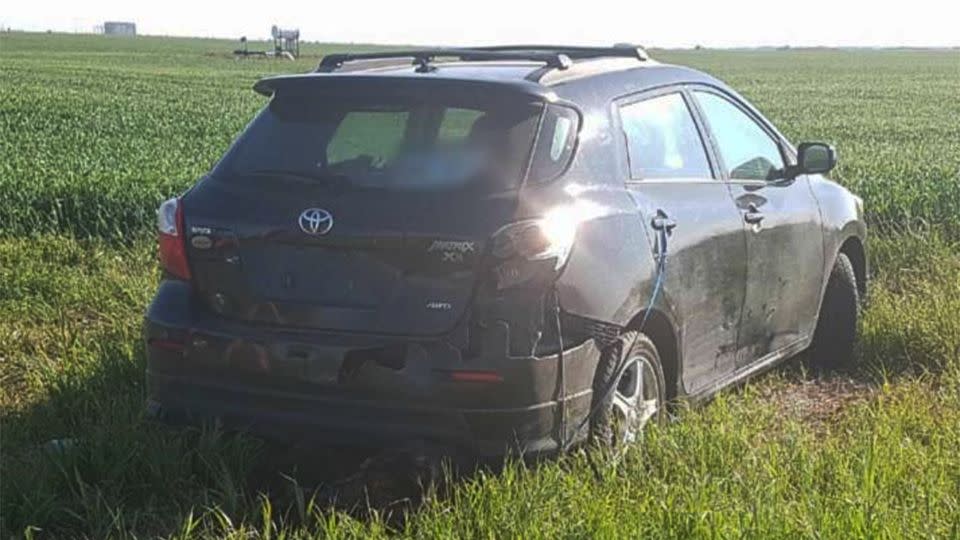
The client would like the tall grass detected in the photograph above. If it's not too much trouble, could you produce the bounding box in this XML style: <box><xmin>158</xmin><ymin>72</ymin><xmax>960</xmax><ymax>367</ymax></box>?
<box><xmin>1</xmin><ymin>33</ymin><xmax>959</xmax><ymax>538</ymax></box>
<box><xmin>2</xmin><ymin>38</ymin><xmax>958</xmax><ymax>239</ymax></box>
<box><xmin>3</xmin><ymin>233</ymin><xmax>957</xmax><ymax>536</ymax></box>
<box><xmin>2</xmin><ymin>234</ymin><xmax>957</xmax><ymax>537</ymax></box>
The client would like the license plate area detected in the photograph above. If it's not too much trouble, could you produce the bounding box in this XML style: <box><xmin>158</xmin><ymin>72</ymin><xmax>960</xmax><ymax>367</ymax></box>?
<box><xmin>243</xmin><ymin>245</ymin><xmax>398</xmax><ymax>307</ymax></box>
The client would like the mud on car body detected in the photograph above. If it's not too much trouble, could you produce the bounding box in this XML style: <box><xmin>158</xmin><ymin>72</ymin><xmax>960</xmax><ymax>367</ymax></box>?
<box><xmin>144</xmin><ymin>46</ymin><xmax>866</xmax><ymax>455</ymax></box>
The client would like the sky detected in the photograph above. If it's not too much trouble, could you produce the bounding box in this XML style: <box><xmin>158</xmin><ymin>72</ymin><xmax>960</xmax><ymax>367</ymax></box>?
<box><xmin>2</xmin><ymin>0</ymin><xmax>959</xmax><ymax>48</ymax></box>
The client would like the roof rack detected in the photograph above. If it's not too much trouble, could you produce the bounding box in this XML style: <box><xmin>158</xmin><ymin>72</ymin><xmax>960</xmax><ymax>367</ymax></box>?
<box><xmin>314</xmin><ymin>44</ymin><xmax>650</xmax><ymax>75</ymax></box>
<box><xmin>316</xmin><ymin>48</ymin><xmax>574</xmax><ymax>73</ymax></box>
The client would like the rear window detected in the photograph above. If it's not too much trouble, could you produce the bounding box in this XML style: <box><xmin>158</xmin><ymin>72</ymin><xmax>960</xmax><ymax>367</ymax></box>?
<box><xmin>216</xmin><ymin>93</ymin><xmax>543</xmax><ymax>192</ymax></box>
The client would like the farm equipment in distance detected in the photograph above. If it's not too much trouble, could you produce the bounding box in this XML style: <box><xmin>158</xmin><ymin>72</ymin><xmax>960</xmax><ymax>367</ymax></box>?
<box><xmin>234</xmin><ymin>25</ymin><xmax>300</xmax><ymax>60</ymax></box>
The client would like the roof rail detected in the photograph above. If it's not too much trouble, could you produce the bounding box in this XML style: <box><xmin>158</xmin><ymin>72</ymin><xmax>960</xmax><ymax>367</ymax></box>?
<box><xmin>472</xmin><ymin>45</ymin><xmax>651</xmax><ymax>81</ymax></box>
<box><xmin>316</xmin><ymin>48</ymin><xmax>574</xmax><ymax>73</ymax></box>
<box><xmin>469</xmin><ymin>44</ymin><xmax>650</xmax><ymax>62</ymax></box>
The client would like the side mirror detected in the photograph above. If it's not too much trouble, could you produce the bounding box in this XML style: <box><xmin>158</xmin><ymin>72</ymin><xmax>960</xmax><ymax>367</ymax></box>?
<box><xmin>795</xmin><ymin>142</ymin><xmax>837</xmax><ymax>176</ymax></box>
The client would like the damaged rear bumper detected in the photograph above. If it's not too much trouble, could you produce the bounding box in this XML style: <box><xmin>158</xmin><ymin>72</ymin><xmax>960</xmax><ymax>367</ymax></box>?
<box><xmin>144</xmin><ymin>281</ymin><xmax>599</xmax><ymax>456</ymax></box>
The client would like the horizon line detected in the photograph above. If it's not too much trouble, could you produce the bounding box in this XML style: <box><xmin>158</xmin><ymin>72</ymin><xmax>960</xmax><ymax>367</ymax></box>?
<box><xmin>2</xmin><ymin>28</ymin><xmax>960</xmax><ymax>51</ymax></box>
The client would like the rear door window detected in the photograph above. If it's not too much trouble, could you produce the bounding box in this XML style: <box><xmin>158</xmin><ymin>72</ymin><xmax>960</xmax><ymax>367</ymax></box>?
<box><xmin>619</xmin><ymin>92</ymin><xmax>713</xmax><ymax>180</ymax></box>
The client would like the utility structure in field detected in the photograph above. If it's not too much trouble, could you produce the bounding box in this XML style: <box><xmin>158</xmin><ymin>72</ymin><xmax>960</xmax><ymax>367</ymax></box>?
<box><xmin>271</xmin><ymin>25</ymin><xmax>300</xmax><ymax>58</ymax></box>
<box><xmin>234</xmin><ymin>25</ymin><xmax>300</xmax><ymax>60</ymax></box>
<box><xmin>103</xmin><ymin>21</ymin><xmax>136</xmax><ymax>36</ymax></box>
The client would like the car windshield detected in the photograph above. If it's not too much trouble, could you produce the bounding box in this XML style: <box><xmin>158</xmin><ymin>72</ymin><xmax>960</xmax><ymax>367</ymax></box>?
<box><xmin>216</xmin><ymin>93</ymin><xmax>543</xmax><ymax>192</ymax></box>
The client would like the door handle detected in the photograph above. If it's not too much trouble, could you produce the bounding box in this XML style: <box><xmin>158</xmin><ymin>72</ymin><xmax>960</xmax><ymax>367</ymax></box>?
<box><xmin>744</xmin><ymin>203</ymin><xmax>765</xmax><ymax>224</ymax></box>
<box><xmin>651</xmin><ymin>211</ymin><xmax>677</xmax><ymax>233</ymax></box>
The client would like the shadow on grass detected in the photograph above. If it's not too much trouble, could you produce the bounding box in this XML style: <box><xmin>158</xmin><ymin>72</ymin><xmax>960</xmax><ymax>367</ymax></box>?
<box><xmin>0</xmin><ymin>339</ymin><xmax>493</xmax><ymax>538</ymax></box>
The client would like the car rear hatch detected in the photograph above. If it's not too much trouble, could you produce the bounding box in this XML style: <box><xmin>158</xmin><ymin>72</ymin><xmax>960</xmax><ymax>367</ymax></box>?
<box><xmin>183</xmin><ymin>77</ymin><xmax>547</xmax><ymax>336</ymax></box>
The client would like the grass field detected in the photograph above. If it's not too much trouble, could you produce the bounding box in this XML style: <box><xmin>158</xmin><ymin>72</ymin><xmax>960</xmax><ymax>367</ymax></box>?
<box><xmin>1</xmin><ymin>32</ymin><xmax>959</xmax><ymax>538</ymax></box>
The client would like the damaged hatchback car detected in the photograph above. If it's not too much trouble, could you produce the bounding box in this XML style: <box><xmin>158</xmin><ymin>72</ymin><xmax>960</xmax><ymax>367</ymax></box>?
<box><xmin>145</xmin><ymin>45</ymin><xmax>867</xmax><ymax>454</ymax></box>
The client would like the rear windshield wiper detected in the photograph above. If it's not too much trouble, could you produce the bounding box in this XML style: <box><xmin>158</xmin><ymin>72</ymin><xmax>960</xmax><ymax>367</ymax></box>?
<box><xmin>246</xmin><ymin>169</ymin><xmax>350</xmax><ymax>185</ymax></box>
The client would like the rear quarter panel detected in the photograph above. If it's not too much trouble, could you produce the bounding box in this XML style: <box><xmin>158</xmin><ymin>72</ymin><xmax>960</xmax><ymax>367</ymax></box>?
<box><xmin>523</xmin><ymin>87</ymin><xmax>666</xmax><ymax>332</ymax></box>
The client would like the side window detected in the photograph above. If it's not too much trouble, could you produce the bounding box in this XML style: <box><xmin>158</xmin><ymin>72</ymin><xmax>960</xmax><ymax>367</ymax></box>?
<box><xmin>619</xmin><ymin>92</ymin><xmax>712</xmax><ymax>180</ymax></box>
<box><xmin>693</xmin><ymin>91</ymin><xmax>784</xmax><ymax>181</ymax></box>
<box><xmin>527</xmin><ymin>105</ymin><xmax>579</xmax><ymax>184</ymax></box>
<box><xmin>327</xmin><ymin>110</ymin><xmax>409</xmax><ymax>168</ymax></box>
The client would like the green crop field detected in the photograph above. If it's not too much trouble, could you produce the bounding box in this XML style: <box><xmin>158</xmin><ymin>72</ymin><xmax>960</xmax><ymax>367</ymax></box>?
<box><xmin>1</xmin><ymin>32</ymin><xmax>959</xmax><ymax>538</ymax></box>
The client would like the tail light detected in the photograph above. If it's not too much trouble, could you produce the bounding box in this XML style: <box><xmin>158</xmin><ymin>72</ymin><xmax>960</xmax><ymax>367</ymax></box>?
<box><xmin>492</xmin><ymin>219</ymin><xmax>573</xmax><ymax>265</ymax></box>
<box><xmin>157</xmin><ymin>197</ymin><xmax>191</xmax><ymax>280</ymax></box>
<box><xmin>489</xmin><ymin>205</ymin><xmax>584</xmax><ymax>290</ymax></box>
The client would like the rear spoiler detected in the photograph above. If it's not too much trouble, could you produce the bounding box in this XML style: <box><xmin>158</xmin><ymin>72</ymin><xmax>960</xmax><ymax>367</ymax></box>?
<box><xmin>252</xmin><ymin>73</ymin><xmax>560</xmax><ymax>103</ymax></box>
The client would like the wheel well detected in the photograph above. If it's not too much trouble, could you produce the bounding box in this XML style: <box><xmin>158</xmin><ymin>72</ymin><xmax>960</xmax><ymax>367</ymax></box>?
<box><xmin>625</xmin><ymin>310</ymin><xmax>680</xmax><ymax>400</ymax></box>
<box><xmin>839</xmin><ymin>236</ymin><xmax>867</xmax><ymax>299</ymax></box>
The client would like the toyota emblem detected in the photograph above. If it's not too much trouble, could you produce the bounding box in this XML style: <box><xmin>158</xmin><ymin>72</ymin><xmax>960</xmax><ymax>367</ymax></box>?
<box><xmin>298</xmin><ymin>208</ymin><xmax>334</xmax><ymax>235</ymax></box>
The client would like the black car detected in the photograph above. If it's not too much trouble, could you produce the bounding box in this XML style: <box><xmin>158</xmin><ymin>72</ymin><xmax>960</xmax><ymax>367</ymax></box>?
<box><xmin>145</xmin><ymin>45</ymin><xmax>867</xmax><ymax>455</ymax></box>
